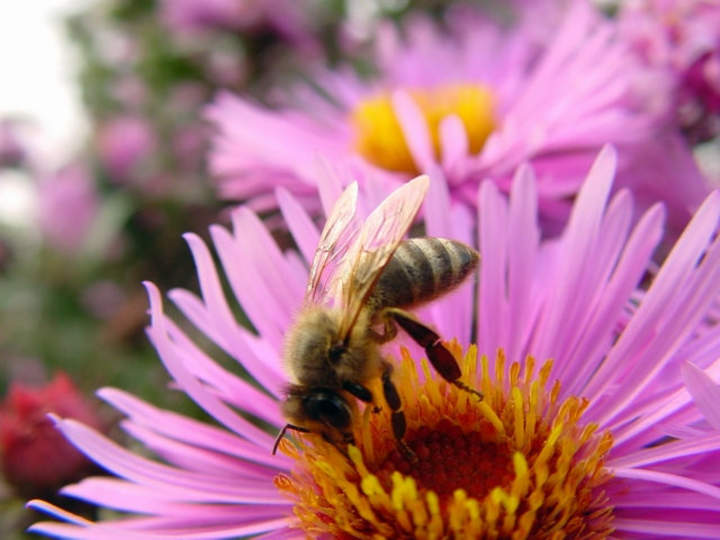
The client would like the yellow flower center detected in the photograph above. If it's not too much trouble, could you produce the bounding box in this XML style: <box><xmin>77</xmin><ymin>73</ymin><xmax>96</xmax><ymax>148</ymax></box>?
<box><xmin>275</xmin><ymin>344</ymin><xmax>615</xmax><ymax>539</ymax></box>
<box><xmin>351</xmin><ymin>85</ymin><xmax>496</xmax><ymax>173</ymax></box>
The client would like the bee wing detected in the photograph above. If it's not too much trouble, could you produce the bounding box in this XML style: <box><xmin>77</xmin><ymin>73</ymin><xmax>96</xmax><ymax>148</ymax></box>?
<box><xmin>336</xmin><ymin>175</ymin><xmax>430</xmax><ymax>339</ymax></box>
<box><xmin>305</xmin><ymin>181</ymin><xmax>359</xmax><ymax>304</ymax></box>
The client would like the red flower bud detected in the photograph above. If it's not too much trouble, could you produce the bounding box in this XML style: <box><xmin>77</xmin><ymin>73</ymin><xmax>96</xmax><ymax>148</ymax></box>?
<box><xmin>0</xmin><ymin>373</ymin><xmax>104</xmax><ymax>498</ymax></box>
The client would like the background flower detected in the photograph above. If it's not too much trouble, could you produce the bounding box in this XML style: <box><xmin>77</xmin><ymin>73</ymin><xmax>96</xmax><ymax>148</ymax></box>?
<box><xmin>207</xmin><ymin>2</ymin><xmax>709</xmax><ymax>233</ymax></box>
<box><xmin>619</xmin><ymin>0</ymin><xmax>720</xmax><ymax>145</ymax></box>
<box><xmin>36</xmin><ymin>165</ymin><xmax>99</xmax><ymax>254</ymax></box>
<box><xmin>0</xmin><ymin>373</ymin><xmax>104</xmax><ymax>499</ymax></box>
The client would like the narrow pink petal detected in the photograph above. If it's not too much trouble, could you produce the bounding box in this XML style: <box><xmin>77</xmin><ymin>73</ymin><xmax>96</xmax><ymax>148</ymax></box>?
<box><xmin>257</xmin><ymin>527</ymin><xmax>304</xmax><ymax>539</ymax></box>
<box><xmin>183</xmin><ymin>232</ymin><xmax>243</xmax><ymax>345</ymax></box>
<box><xmin>276</xmin><ymin>187</ymin><xmax>319</xmax><ymax>265</ymax></box>
<box><xmin>207</xmin><ymin>225</ymin><xmax>285</xmax><ymax>350</ymax></box>
<box><xmin>554</xmin><ymin>190</ymin><xmax>633</xmax><ymax>387</ymax></box>
<box><xmin>610</xmin><ymin>467</ymin><xmax>720</xmax><ymax>500</ymax></box>
<box><xmin>532</xmin><ymin>145</ymin><xmax>616</xmax><ymax>363</ymax></box>
<box><xmin>612</xmin><ymin>518</ymin><xmax>720</xmax><ymax>538</ymax></box>
<box><xmin>230</xmin><ymin>208</ymin><xmax>305</xmax><ymax>323</ymax></box>
<box><xmin>119</xmin><ymin>421</ymin><xmax>279</xmax><ymax>479</ymax></box>
<box><xmin>180</xmin><ymin>231</ymin><xmax>293</xmax><ymax>386</ymax></box>
<box><xmin>98</xmin><ymin>388</ymin><xmax>289</xmax><ymax>470</ymax></box>
<box><xmin>423</xmin><ymin>169</ymin><xmax>454</xmax><ymax>240</ymax></box>
<box><xmin>439</xmin><ymin>115</ymin><xmax>468</xmax><ymax>174</ymax></box>
<box><xmin>151</xmin><ymin>308</ymin><xmax>285</xmax><ymax>420</ymax></box>
<box><xmin>392</xmin><ymin>90</ymin><xmax>436</xmax><ymax>172</ymax></box>
<box><xmin>61</xmin><ymin>478</ymin><xmax>290</xmax><ymax>517</ymax></box>
<box><xmin>609</xmin><ymin>433</ymin><xmax>720</xmax><ymax>468</ymax></box>
<box><xmin>586</xmin><ymin>191</ymin><xmax>720</xmax><ymax>424</ymax></box>
<box><xmin>569</xmin><ymin>203</ymin><xmax>665</xmax><ymax>398</ymax></box>
<box><xmin>52</xmin><ymin>417</ymin><xmax>283</xmax><ymax>502</ymax></box>
<box><xmin>314</xmin><ymin>158</ymin><xmax>347</xmax><ymax>218</ymax></box>
<box><xmin>611</xmin><ymin>491</ymin><xmax>720</xmax><ymax>511</ymax></box>
<box><xmin>28</xmin><ymin>523</ymin><xmax>152</xmax><ymax>540</ymax></box>
<box><xmin>682</xmin><ymin>362</ymin><xmax>720</xmax><ymax>430</ymax></box>
<box><xmin>477</xmin><ymin>180</ymin><xmax>509</xmax><ymax>361</ymax></box>
<box><xmin>29</xmin><ymin>516</ymin><xmax>291</xmax><ymax>540</ymax></box>
<box><xmin>145</xmin><ymin>283</ymin><xmax>276</xmax><ymax>447</ymax></box>
<box><xmin>600</xmin><ymin>236</ymin><xmax>720</xmax><ymax>427</ymax></box>
<box><xmin>612</xmin><ymin>357</ymin><xmax>720</xmax><ymax>447</ymax></box>
<box><xmin>506</xmin><ymin>164</ymin><xmax>540</xmax><ymax>364</ymax></box>
<box><xmin>27</xmin><ymin>500</ymin><xmax>92</xmax><ymax>525</ymax></box>
<box><xmin>207</xmin><ymin>91</ymin><xmax>344</xmax><ymax>182</ymax></box>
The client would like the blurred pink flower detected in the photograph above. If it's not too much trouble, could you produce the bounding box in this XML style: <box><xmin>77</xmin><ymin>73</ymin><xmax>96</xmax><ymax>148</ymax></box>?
<box><xmin>0</xmin><ymin>119</ymin><xmax>26</xmax><ymax>168</ymax></box>
<box><xmin>207</xmin><ymin>2</ymin><xmax>708</xmax><ymax>233</ymax></box>
<box><xmin>159</xmin><ymin>0</ymin><xmax>319</xmax><ymax>52</ymax></box>
<box><xmin>160</xmin><ymin>0</ymin><xmax>246</xmax><ymax>32</ymax></box>
<box><xmin>36</xmin><ymin>165</ymin><xmax>99</xmax><ymax>253</ymax></box>
<box><xmin>29</xmin><ymin>147</ymin><xmax>720</xmax><ymax>538</ymax></box>
<box><xmin>619</xmin><ymin>0</ymin><xmax>720</xmax><ymax>142</ymax></box>
<box><xmin>0</xmin><ymin>373</ymin><xmax>104</xmax><ymax>498</ymax></box>
<box><xmin>97</xmin><ymin>116</ymin><xmax>156</xmax><ymax>182</ymax></box>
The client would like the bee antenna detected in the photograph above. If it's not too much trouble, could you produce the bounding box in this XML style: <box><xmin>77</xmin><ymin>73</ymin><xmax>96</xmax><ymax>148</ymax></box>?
<box><xmin>272</xmin><ymin>423</ymin><xmax>311</xmax><ymax>455</ymax></box>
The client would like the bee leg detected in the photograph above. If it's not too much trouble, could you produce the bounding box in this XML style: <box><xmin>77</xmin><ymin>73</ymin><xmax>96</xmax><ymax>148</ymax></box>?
<box><xmin>342</xmin><ymin>381</ymin><xmax>373</xmax><ymax>402</ymax></box>
<box><xmin>381</xmin><ymin>361</ymin><xmax>417</xmax><ymax>463</ymax></box>
<box><xmin>272</xmin><ymin>423</ymin><xmax>311</xmax><ymax>455</ymax></box>
<box><xmin>386</xmin><ymin>308</ymin><xmax>483</xmax><ymax>400</ymax></box>
<box><xmin>367</xmin><ymin>315</ymin><xmax>398</xmax><ymax>344</ymax></box>
<box><xmin>319</xmin><ymin>432</ymin><xmax>353</xmax><ymax>460</ymax></box>
<box><xmin>342</xmin><ymin>381</ymin><xmax>382</xmax><ymax>413</ymax></box>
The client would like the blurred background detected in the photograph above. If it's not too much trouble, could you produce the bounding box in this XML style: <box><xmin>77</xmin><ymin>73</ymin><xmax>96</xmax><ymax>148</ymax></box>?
<box><xmin>0</xmin><ymin>0</ymin><xmax>718</xmax><ymax>537</ymax></box>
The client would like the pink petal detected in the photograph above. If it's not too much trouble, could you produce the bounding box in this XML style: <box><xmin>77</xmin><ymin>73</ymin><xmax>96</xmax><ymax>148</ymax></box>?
<box><xmin>145</xmin><ymin>283</ymin><xmax>276</xmax><ymax>447</ymax></box>
<box><xmin>97</xmin><ymin>388</ymin><xmax>288</xmax><ymax>470</ymax></box>
<box><xmin>612</xmin><ymin>518</ymin><xmax>720</xmax><ymax>538</ymax></box>
<box><xmin>683</xmin><ymin>362</ymin><xmax>720</xmax><ymax>430</ymax></box>
<box><xmin>392</xmin><ymin>90</ymin><xmax>436</xmax><ymax>172</ymax></box>
<box><xmin>276</xmin><ymin>187</ymin><xmax>320</xmax><ymax>265</ymax></box>
<box><xmin>610</xmin><ymin>467</ymin><xmax>720</xmax><ymax>501</ymax></box>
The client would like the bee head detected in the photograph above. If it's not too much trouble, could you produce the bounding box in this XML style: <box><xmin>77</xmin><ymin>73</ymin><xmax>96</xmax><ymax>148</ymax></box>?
<box><xmin>282</xmin><ymin>386</ymin><xmax>352</xmax><ymax>433</ymax></box>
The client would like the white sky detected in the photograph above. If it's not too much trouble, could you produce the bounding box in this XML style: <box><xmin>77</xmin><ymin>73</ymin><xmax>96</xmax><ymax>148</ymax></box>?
<box><xmin>0</xmin><ymin>1</ymin><xmax>95</xmax><ymax>167</ymax></box>
<box><xmin>0</xmin><ymin>1</ymin><xmax>96</xmax><ymax>226</ymax></box>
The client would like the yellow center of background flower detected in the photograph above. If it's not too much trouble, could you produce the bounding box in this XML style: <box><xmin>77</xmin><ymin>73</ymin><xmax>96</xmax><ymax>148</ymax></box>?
<box><xmin>275</xmin><ymin>344</ymin><xmax>615</xmax><ymax>539</ymax></box>
<box><xmin>351</xmin><ymin>85</ymin><xmax>496</xmax><ymax>173</ymax></box>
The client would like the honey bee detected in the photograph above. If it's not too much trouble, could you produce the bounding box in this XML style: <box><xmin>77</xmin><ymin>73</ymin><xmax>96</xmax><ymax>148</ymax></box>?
<box><xmin>273</xmin><ymin>175</ymin><xmax>481</xmax><ymax>455</ymax></box>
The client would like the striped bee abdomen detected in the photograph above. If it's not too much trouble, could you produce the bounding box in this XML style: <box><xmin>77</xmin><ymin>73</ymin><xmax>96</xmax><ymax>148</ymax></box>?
<box><xmin>369</xmin><ymin>238</ymin><xmax>479</xmax><ymax>311</ymax></box>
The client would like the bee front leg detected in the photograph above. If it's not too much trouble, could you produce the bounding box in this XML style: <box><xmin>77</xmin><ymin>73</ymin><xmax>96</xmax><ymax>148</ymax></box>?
<box><xmin>385</xmin><ymin>308</ymin><xmax>483</xmax><ymax>400</ymax></box>
<box><xmin>272</xmin><ymin>423</ymin><xmax>310</xmax><ymax>455</ymax></box>
<box><xmin>381</xmin><ymin>361</ymin><xmax>417</xmax><ymax>463</ymax></box>
<box><xmin>342</xmin><ymin>381</ymin><xmax>382</xmax><ymax>413</ymax></box>
<box><xmin>342</xmin><ymin>381</ymin><xmax>373</xmax><ymax>402</ymax></box>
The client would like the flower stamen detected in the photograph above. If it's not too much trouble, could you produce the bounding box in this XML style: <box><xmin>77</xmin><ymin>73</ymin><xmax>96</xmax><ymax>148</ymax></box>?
<box><xmin>276</xmin><ymin>344</ymin><xmax>615</xmax><ymax>539</ymax></box>
<box><xmin>351</xmin><ymin>85</ymin><xmax>496</xmax><ymax>173</ymax></box>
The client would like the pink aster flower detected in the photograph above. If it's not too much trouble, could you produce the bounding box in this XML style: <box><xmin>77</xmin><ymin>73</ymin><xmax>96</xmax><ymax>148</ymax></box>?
<box><xmin>159</xmin><ymin>0</ymin><xmax>319</xmax><ymax>52</ymax></box>
<box><xmin>207</xmin><ymin>2</ymin><xmax>708</xmax><ymax>233</ymax></box>
<box><xmin>97</xmin><ymin>116</ymin><xmax>157</xmax><ymax>183</ymax></box>
<box><xmin>619</xmin><ymin>0</ymin><xmax>720</xmax><ymax>143</ymax></box>
<box><xmin>36</xmin><ymin>164</ymin><xmax>99</xmax><ymax>253</ymax></box>
<box><xmin>30</xmin><ymin>147</ymin><xmax>720</xmax><ymax>538</ymax></box>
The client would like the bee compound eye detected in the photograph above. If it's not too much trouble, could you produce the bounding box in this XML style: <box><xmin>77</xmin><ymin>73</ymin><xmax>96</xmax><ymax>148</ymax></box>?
<box><xmin>304</xmin><ymin>391</ymin><xmax>351</xmax><ymax>430</ymax></box>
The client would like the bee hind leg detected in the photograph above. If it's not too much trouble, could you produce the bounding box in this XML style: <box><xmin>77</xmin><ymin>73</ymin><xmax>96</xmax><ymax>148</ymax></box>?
<box><xmin>367</xmin><ymin>312</ymin><xmax>398</xmax><ymax>344</ymax></box>
<box><xmin>386</xmin><ymin>308</ymin><xmax>483</xmax><ymax>400</ymax></box>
